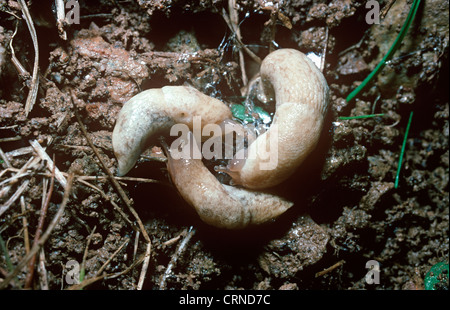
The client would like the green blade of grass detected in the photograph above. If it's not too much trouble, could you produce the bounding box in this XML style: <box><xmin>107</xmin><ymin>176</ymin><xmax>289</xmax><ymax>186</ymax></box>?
<box><xmin>346</xmin><ymin>0</ymin><xmax>422</xmax><ymax>102</ymax></box>
<box><xmin>394</xmin><ymin>111</ymin><xmax>413</xmax><ymax>188</ymax></box>
<box><xmin>0</xmin><ymin>234</ymin><xmax>13</xmax><ymax>272</ymax></box>
<box><xmin>339</xmin><ymin>113</ymin><xmax>385</xmax><ymax>120</ymax></box>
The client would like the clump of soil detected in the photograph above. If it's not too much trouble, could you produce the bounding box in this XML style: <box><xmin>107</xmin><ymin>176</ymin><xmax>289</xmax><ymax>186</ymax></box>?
<box><xmin>0</xmin><ymin>0</ymin><xmax>448</xmax><ymax>290</ymax></box>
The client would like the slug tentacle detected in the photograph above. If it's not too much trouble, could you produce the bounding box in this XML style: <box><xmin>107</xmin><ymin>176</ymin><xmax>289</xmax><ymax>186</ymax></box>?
<box><xmin>112</xmin><ymin>85</ymin><xmax>232</xmax><ymax>176</ymax></box>
<box><xmin>223</xmin><ymin>48</ymin><xmax>329</xmax><ymax>189</ymax></box>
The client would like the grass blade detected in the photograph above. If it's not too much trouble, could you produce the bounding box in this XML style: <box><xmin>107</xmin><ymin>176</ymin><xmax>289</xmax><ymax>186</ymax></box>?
<box><xmin>394</xmin><ymin>111</ymin><xmax>414</xmax><ymax>188</ymax></box>
<box><xmin>338</xmin><ymin>113</ymin><xmax>384</xmax><ymax>120</ymax></box>
<box><xmin>346</xmin><ymin>0</ymin><xmax>422</xmax><ymax>102</ymax></box>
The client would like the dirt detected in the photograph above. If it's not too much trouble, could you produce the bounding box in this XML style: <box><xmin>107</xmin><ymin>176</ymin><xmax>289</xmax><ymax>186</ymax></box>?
<box><xmin>0</xmin><ymin>0</ymin><xmax>448</xmax><ymax>290</ymax></box>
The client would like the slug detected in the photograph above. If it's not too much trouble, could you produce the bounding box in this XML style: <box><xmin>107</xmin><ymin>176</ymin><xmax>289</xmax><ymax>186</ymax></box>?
<box><xmin>112</xmin><ymin>85</ymin><xmax>232</xmax><ymax>176</ymax></box>
<box><xmin>111</xmin><ymin>48</ymin><xmax>327</xmax><ymax>228</ymax></box>
<box><xmin>219</xmin><ymin>48</ymin><xmax>329</xmax><ymax>189</ymax></box>
<box><xmin>163</xmin><ymin>134</ymin><xmax>293</xmax><ymax>229</ymax></box>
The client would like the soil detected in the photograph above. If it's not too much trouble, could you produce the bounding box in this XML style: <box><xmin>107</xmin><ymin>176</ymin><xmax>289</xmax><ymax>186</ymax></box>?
<box><xmin>0</xmin><ymin>0</ymin><xmax>448</xmax><ymax>290</ymax></box>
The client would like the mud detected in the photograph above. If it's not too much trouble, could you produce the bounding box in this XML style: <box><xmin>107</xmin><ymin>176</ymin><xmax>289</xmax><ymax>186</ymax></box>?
<box><xmin>0</xmin><ymin>0</ymin><xmax>448</xmax><ymax>290</ymax></box>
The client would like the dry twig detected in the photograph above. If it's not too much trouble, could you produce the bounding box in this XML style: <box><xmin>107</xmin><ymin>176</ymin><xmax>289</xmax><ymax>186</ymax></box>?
<box><xmin>0</xmin><ymin>147</ymin><xmax>12</xmax><ymax>168</ymax></box>
<box><xmin>0</xmin><ymin>136</ymin><xmax>21</xmax><ymax>143</ymax></box>
<box><xmin>18</xmin><ymin>0</ymin><xmax>40</xmax><ymax>116</ymax></box>
<box><xmin>72</xmin><ymin>96</ymin><xmax>152</xmax><ymax>289</ymax></box>
<box><xmin>75</xmin><ymin>178</ymin><xmax>135</xmax><ymax>229</ymax></box>
<box><xmin>24</xmin><ymin>160</ymin><xmax>55</xmax><ymax>289</ymax></box>
<box><xmin>0</xmin><ymin>156</ymin><xmax>40</xmax><ymax>207</ymax></box>
<box><xmin>380</xmin><ymin>0</ymin><xmax>397</xmax><ymax>19</ymax></box>
<box><xmin>228</xmin><ymin>0</ymin><xmax>248</xmax><ymax>85</ymax></box>
<box><xmin>67</xmin><ymin>250</ymin><xmax>145</xmax><ymax>290</ymax></box>
<box><xmin>20</xmin><ymin>196</ymin><xmax>30</xmax><ymax>254</ymax></box>
<box><xmin>37</xmin><ymin>249</ymin><xmax>49</xmax><ymax>290</ymax></box>
<box><xmin>30</xmin><ymin>140</ymin><xmax>67</xmax><ymax>189</ymax></box>
<box><xmin>9</xmin><ymin>22</ymin><xmax>30</xmax><ymax>79</ymax></box>
<box><xmin>55</xmin><ymin>0</ymin><xmax>68</xmax><ymax>40</ymax></box>
<box><xmin>315</xmin><ymin>260</ymin><xmax>345</xmax><ymax>277</ymax></box>
<box><xmin>159</xmin><ymin>226</ymin><xmax>196</xmax><ymax>290</ymax></box>
<box><xmin>221</xmin><ymin>8</ymin><xmax>262</xmax><ymax>65</ymax></box>
<box><xmin>95</xmin><ymin>237</ymin><xmax>129</xmax><ymax>277</ymax></box>
<box><xmin>0</xmin><ymin>179</ymin><xmax>30</xmax><ymax>217</ymax></box>
<box><xmin>0</xmin><ymin>173</ymin><xmax>74</xmax><ymax>290</ymax></box>
<box><xmin>80</xmin><ymin>225</ymin><xmax>97</xmax><ymax>282</ymax></box>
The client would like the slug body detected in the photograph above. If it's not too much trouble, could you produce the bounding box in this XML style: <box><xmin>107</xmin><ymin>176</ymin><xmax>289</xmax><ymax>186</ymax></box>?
<box><xmin>112</xmin><ymin>85</ymin><xmax>232</xmax><ymax>176</ymax></box>
<box><xmin>164</xmin><ymin>138</ymin><xmax>293</xmax><ymax>229</ymax></box>
<box><xmin>225</xmin><ymin>49</ymin><xmax>329</xmax><ymax>189</ymax></box>
<box><xmin>111</xmin><ymin>48</ymin><xmax>327</xmax><ymax>228</ymax></box>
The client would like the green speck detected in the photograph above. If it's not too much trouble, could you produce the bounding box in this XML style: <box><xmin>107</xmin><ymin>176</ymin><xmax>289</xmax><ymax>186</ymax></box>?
<box><xmin>231</xmin><ymin>104</ymin><xmax>271</xmax><ymax>124</ymax></box>
<box><xmin>424</xmin><ymin>261</ymin><xmax>449</xmax><ymax>290</ymax></box>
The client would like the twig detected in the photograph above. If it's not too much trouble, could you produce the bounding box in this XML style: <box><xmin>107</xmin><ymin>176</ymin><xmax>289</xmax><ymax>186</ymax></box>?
<box><xmin>3</xmin><ymin>167</ymin><xmax>163</xmax><ymax>186</ymax></box>
<box><xmin>72</xmin><ymin>97</ymin><xmax>152</xmax><ymax>288</ymax></box>
<box><xmin>20</xmin><ymin>196</ymin><xmax>30</xmax><ymax>254</ymax></box>
<box><xmin>228</xmin><ymin>0</ymin><xmax>248</xmax><ymax>85</ymax></box>
<box><xmin>4</xmin><ymin>146</ymin><xmax>34</xmax><ymax>158</ymax></box>
<box><xmin>0</xmin><ymin>136</ymin><xmax>21</xmax><ymax>143</ymax></box>
<box><xmin>75</xmin><ymin>178</ymin><xmax>135</xmax><ymax>228</ymax></box>
<box><xmin>380</xmin><ymin>0</ymin><xmax>397</xmax><ymax>19</ymax></box>
<box><xmin>24</xmin><ymin>159</ymin><xmax>56</xmax><ymax>289</ymax></box>
<box><xmin>9</xmin><ymin>22</ymin><xmax>30</xmax><ymax>79</ymax></box>
<box><xmin>37</xmin><ymin>249</ymin><xmax>49</xmax><ymax>290</ymax></box>
<box><xmin>79</xmin><ymin>226</ymin><xmax>97</xmax><ymax>283</ymax></box>
<box><xmin>159</xmin><ymin>226</ymin><xmax>196</xmax><ymax>290</ymax></box>
<box><xmin>18</xmin><ymin>0</ymin><xmax>40</xmax><ymax>116</ymax></box>
<box><xmin>338</xmin><ymin>30</ymin><xmax>369</xmax><ymax>57</ymax></box>
<box><xmin>133</xmin><ymin>231</ymin><xmax>139</xmax><ymax>261</ymax></box>
<box><xmin>0</xmin><ymin>125</ymin><xmax>19</xmax><ymax>130</ymax></box>
<box><xmin>320</xmin><ymin>27</ymin><xmax>329</xmax><ymax>73</ymax></box>
<box><xmin>163</xmin><ymin>231</ymin><xmax>183</xmax><ymax>247</ymax></box>
<box><xmin>55</xmin><ymin>0</ymin><xmax>68</xmax><ymax>40</ymax></box>
<box><xmin>0</xmin><ymin>173</ymin><xmax>74</xmax><ymax>290</ymax></box>
<box><xmin>315</xmin><ymin>260</ymin><xmax>345</xmax><ymax>277</ymax></box>
<box><xmin>105</xmin><ymin>254</ymin><xmax>146</xmax><ymax>280</ymax></box>
<box><xmin>221</xmin><ymin>8</ymin><xmax>262</xmax><ymax>65</ymax></box>
<box><xmin>137</xmin><ymin>242</ymin><xmax>151</xmax><ymax>290</ymax></box>
<box><xmin>0</xmin><ymin>147</ymin><xmax>12</xmax><ymax>168</ymax></box>
<box><xmin>0</xmin><ymin>179</ymin><xmax>30</xmax><ymax>217</ymax></box>
<box><xmin>96</xmin><ymin>237</ymin><xmax>129</xmax><ymax>276</ymax></box>
<box><xmin>29</xmin><ymin>139</ymin><xmax>67</xmax><ymax>189</ymax></box>
<box><xmin>73</xmin><ymin>106</ymin><xmax>131</xmax><ymax>207</ymax></box>
<box><xmin>0</xmin><ymin>171</ymin><xmax>31</xmax><ymax>188</ymax></box>
<box><xmin>0</xmin><ymin>156</ymin><xmax>40</xmax><ymax>202</ymax></box>
<box><xmin>67</xmin><ymin>251</ymin><xmax>145</xmax><ymax>290</ymax></box>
